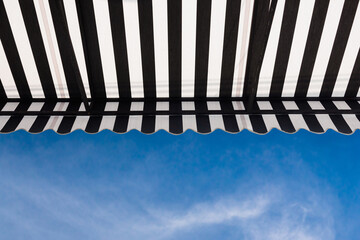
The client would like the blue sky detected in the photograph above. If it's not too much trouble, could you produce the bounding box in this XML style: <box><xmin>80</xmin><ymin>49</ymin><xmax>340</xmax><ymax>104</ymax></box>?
<box><xmin>0</xmin><ymin>129</ymin><xmax>359</xmax><ymax>240</ymax></box>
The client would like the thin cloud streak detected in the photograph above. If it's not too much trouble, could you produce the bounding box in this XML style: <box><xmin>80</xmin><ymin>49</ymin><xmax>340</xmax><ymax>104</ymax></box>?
<box><xmin>0</xmin><ymin>133</ymin><xmax>338</xmax><ymax>240</ymax></box>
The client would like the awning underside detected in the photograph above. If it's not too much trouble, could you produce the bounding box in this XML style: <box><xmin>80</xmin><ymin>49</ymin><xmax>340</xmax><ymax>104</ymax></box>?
<box><xmin>0</xmin><ymin>0</ymin><xmax>360</xmax><ymax>134</ymax></box>
<box><xmin>1</xmin><ymin>99</ymin><xmax>360</xmax><ymax>134</ymax></box>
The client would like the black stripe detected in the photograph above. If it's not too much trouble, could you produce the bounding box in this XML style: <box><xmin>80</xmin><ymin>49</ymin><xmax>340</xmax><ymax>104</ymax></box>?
<box><xmin>320</xmin><ymin>101</ymin><xmax>352</xmax><ymax>134</ymax></box>
<box><xmin>113</xmin><ymin>101</ymin><xmax>131</xmax><ymax>133</ymax></box>
<box><xmin>329</xmin><ymin>114</ymin><xmax>353</xmax><ymax>134</ymax></box>
<box><xmin>168</xmin><ymin>0</ymin><xmax>182</xmax><ymax>98</ymax></box>
<box><xmin>0</xmin><ymin>1</ymin><xmax>32</xmax><ymax>99</ymax></box>
<box><xmin>353</xmin><ymin>102</ymin><xmax>360</xmax><ymax>122</ymax></box>
<box><xmin>303</xmin><ymin>115</ymin><xmax>324</xmax><ymax>133</ymax></box>
<box><xmin>269</xmin><ymin>0</ymin><xmax>300</xmax><ymax>97</ymax></box>
<box><xmin>195</xmin><ymin>101</ymin><xmax>211</xmax><ymax>133</ymax></box>
<box><xmin>0</xmin><ymin>80</ymin><xmax>7</xmax><ymax>99</ymax></box>
<box><xmin>1</xmin><ymin>102</ymin><xmax>31</xmax><ymax>133</ymax></box>
<box><xmin>220</xmin><ymin>101</ymin><xmax>239</xmax><ymax>132</ymax></box>
<box><xmin>219</xmin><ymin>0</ymin><xmax>242</xmax><ymax>97</ymax></box>
<box><xmin>194</xmin><ymin>0</ymin><xmax>212</xmax><ymax>98</ymax></box>
<box><xmin>48</xmin><ymin>0</ymin><xmax>84</xmax><ymax>99</ymax></box>
<box><xmin>270</xmin><ymin>101</ymin><xmax>296</xmax><ymax>133</ymax></box>
<box><xmin>138</xmin><ymin>0</ymin><xmax>157</xmax><ymax>98</ymax></box>
<box><xmin>169</xmin><ymin>101</ymin><xmax>183</xmax><ymax>134</ymax></box>
<box><xmin>276</xmin><ymin>115</ymin><xmax>296</xmax><ymax>133</ymax></box>
<box><xmin>295</xmin><ymin>0</ymin><xmax>330</xmax><ymax>98</ymax></box>
<box><xmin>57</xmin><ymin>102</ymin><xmax>82</xmax><ymax>134</ymax></box>
<box><xmin>85</xmin><ymin>102</ymin><xmax>106</xmax><ymax>133</ymax></box>
<box><xmin>320</xmin><ymin>0</ymin><xmax>359</xmax><ymax>98</ymax></box>
<box><xmin>345</xmin><ymin>49</ymin><xmax>360</xmax><ymax>98</ymax></box>
<box><xmin>345</xmin><ymin>100</ymin><xmax>360</xmax><ymax>111</ymax></box>
<box><xmin>249</xmin><ymin>102</ymin><xmax>267</xmax><ymax>133</ymax></box>
<box><xmin>19</xmin><ymin>0</ymin><xmax>57</xmax><ymax>99</ymax></box>
<box><xmin>296</xmin><ymin>100</ymin><xmax>324</xmax><ymax>133</ymax></box>
<box><xmin>108</xmin><ymin>0</ymin><xmax>131</xmax><ymax>98</ymax></box>
<box><xmin>141</xmin><ymin>101</ymin><xmax>156</xmax><ymax>133</ymax></box>
<box><xmin>249</xmin><ymin>115</ymin><xmax>267</xmax><ymax>134</ymax></box>
<box><xmin>29</xmin><ymin>102</ymin><xmax>57</xmax><ymax>133</ymax></box>
<box><xmin>75</xmin><ymin>0</ymin><xmax>106</xmax><ymax>99</ymax></box>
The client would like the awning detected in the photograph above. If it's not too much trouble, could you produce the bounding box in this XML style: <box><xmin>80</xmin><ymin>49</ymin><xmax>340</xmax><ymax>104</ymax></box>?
<box><xmin>0</xmin><ymin>0</ymin><xmax>359</xmax><ymax>134</ymax></box>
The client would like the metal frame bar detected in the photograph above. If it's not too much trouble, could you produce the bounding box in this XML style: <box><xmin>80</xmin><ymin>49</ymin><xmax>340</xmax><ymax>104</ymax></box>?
<box><xmin>243</xmin><ymin>0</ymin><xmax>278</xmax><ymax>110</ymax></box>
<box><xmin>0</xmin><ymin>109</ymin><xmax>359</xmax><ymax>117</ymax></box>
<box><xmin>0</xmin><ymin>99</ymin><xmax>359</xmax><ymax>116</ymax></box>
<box><xmin>54</xmin><ymin>0</ymin><xmax>90</xmax><ymax>111</ymax></box>
<box><xmin>0</xmin><ymin>97</ymin><xmax>359</xmax><ymax>102</ymax></box>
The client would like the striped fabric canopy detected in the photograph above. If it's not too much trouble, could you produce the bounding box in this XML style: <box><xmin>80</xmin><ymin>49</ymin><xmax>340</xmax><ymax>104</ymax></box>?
<box><xmin>0</xmin><ymin>0</ymin><xmax>359</xmax><ymax>134</ymax></box>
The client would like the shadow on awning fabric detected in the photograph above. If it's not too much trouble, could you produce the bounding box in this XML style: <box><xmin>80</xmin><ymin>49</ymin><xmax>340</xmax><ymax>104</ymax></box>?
<box><xmin>0</xmin><ymin>0</ymin><xmax>359</xmax><ymax>134</ymax></box>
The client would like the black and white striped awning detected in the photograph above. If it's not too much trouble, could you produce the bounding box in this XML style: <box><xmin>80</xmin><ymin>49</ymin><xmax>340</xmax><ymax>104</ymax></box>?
<box><xmin>0</xmin><ymin>0</ymin><xmax>359</xmax><ymax>134</ymax></box>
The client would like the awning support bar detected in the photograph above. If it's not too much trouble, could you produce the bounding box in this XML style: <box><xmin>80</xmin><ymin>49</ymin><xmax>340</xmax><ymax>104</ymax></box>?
<box><xmin>54</xmin><ymin>0</ymin><xmax>90</xmax><ymax>112</ymax></box>
<box><xmin>243</xmin><ymin>0</ymin><xmax>278</xmax><ymax>111</ymax></box>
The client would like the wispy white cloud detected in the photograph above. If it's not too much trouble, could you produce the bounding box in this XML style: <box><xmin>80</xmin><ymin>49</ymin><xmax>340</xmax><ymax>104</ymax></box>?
<box><xmin>0</xmin><ymin>176</ymin><xmax>335</xmax><ymax>240</ymax></box>
<box><xmin>0</xmin><ymin>138</ymin><xmax>337</xmax><ymax>240</ymax></box>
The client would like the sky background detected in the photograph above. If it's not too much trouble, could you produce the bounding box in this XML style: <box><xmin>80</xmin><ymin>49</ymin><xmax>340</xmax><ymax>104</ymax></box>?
<box><xmin>0</xmin><ymin>129</ymin><xmax>359</xmax><ymax>240</ymax></box>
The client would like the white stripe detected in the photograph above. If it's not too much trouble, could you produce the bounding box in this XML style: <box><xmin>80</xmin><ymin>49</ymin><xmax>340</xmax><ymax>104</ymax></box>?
<box><xmin>308</xmin><ymin>101</ymin><xmax>324</xmax><ymax>110</ymax></box>
<box><xmin>333</xmin><ymin>4</ymin><xmax>360</xmax><ymax>97</ymax></box>
<box><xmin>123</xmin><ymin>0</ymin><xmax>144</xmax><ymax>98</ymax></box>
<box><xmin>282</xmin><ymin>0</ymin><xmax>316</xmax><ymax>97</ymax></box>
<box><xmin>232</xmin><ymin>101</ymin><xmax>245</xmax><ymax>110</ymax></box>
<box><xmin>315</xmin><ymin>114</ymin><xmax>337</xmax><ymax>132</ymax></box>
<box><xmin>104</xmin><ymin>102</ymin><xmax>119</xmax><ymax>112</ymax></box>
<box><xmin>257</xmin><ymin>0</ymin><xmax>286</xmax><ymax>97</ymax></box>
<box><xmin>1</xmin><ymin>102</ymin><xmax>19</xmax><ymax>112</ymax></box>
<box><xmin>93</xmin><ymin>0</ymin><xmax>118</xmax><ymax>98</ymax></box>
<box><xmin>71</xmin><ymin>116</ymin><xmax>90</xmax><ymax>132</ymax></box>
<box><xmin>0</xmin><ymin>40</ymin><xmax>20</xmax><ymax>98</ymax></box>
<box><xmin>182</xmin><ymin>101</ymin><xmax>195</xmax><ymax>111</ymax></box>
<box><xmin>127</xmin><ymin>115</ymin><xmax>142</xmax><ymax>131</ymax></box>
<box><xmin>33</xmin><ymin>0</ymin><xmax>69</xmax><ymax>98</ymax></box>
<box><xmin>63</xmin><ymin>0</ymin><xmax>91</xmax><ymax>97</ymax></box>
<box><xmin>282</xmin><ymin>101</ymin><xmax>298</xmax><ymax>110</ymax></box>
<box><xmin>156</xmin><ymin>102</ymin><xmax>169</xmax><ymax>111</ymax></box>
<box><xmin>54</xmin><ymin>102</ymin><xmax>69</xmax><ymax>111</ymax></box>
<box><xmin>99</xmin><ymin>116</ymin><xmax>116</xmax><ymax>131</ymax></box>
<box><xmin>233</xmin><ymin>0</ymin><xmax>253</xmax><ymax>97</ymax></box>
<box><xmin>207</xmin><ymin>0</ymin><xmax>227</xmax><ymax>97</ymax></box>
<box><xmin>79</xmin><ymin>103</ymin><xmax>86</xmax><ymax>112</ymax></box>
<box><xmin>3</xmin><ymin>0</ymin><xmax>44</xmax><ymax>98</ymax></box>
<box><xmin>262</xmin><ymin>115</ymin><xmax>281</xmax><ymax>132</ymax></box>
<box><xmin>28</xmin><ymin>102</ymin><xmax>44</xmax><ymax>112</ymax></box>
<box><xmin>289</xmin><ymin>114</ymin><xmax>309</xmax><ymax>131</ymax></box>
<box><xmin>182</xmin><ymin>0</ymin><xmax>197</xmax><ymax>97</ymax></box>
<box><xmin>209</xmin><ymin>115</ymin><xmax>225</xmax><ymax>131</ymax></box>
<box><xmin>307</xmin><ymin>0</ymin><xmax>345</xmax><ymax>97</ymax></box>
<box><xmin>333</xmin><ymin>101</ymin><xmax>350</xmax><ymax>110</ymax></box>
<box><xmin>235</xmin><ymin>115</ymin><xmax>252</xmax><ymax>131</ymax></box>
<box><xmin>342</xmin><ymin>115</ymin><xmax>360</xmax><ymax>132</ymax></box>
<box><xmin>130</xmin><ymin>102</ymin><xmax>144</xmax><ymax>111</ymax></box>
<box><xmin>183</xmin><ymin>115</ymin><xmax>197</xmax><ymax>132</ymax></box>
<box><xmin>257</xmin><ymin>101</ymin><xmax>273</xmax><ymax>110</ymax></box>
<box><xmin>17</xmin><ymin>116</ymin><xmax>37</xmax><ymax>131</ymax></box>
<box><xmin>0</xmin><ymin>116</ymin><xmax>11</xmax><ymax>130</ymax></box>
<box><xmin>207</xmin><ymin>101</ymin><xmax>221</xmax><ymax>111</ymax></box>
<box><xmin>152</xmin><ymin>0</ymin><xmax>169</xmax><ymax>98</ymax></box>
<box><xmin>155</xmin><ymin>115</ymin><xmax>169</xmax><ymax>132</ymax></box>
<box><xmin>44</xmin><ymin>116</ymin><xmax>63</xmax><ymax>131</ymax></box>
